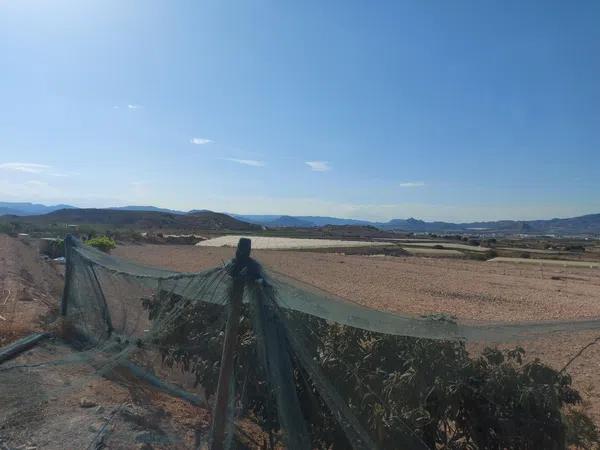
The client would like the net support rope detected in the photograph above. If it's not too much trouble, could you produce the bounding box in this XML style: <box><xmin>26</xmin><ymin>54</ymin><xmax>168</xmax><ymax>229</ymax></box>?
<box><xmin>64</xmin><ymin>236</ymin><xmax>600</xmax><ymax>344</ymax></box>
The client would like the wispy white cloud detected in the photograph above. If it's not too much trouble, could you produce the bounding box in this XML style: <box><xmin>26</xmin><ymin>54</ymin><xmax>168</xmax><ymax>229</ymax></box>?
<box><xmin>127</xmin><ymin>104</ymin><xmax>142</xmax><ymax>110</ymax></box>
<box><xmin>0</xmin><ymin>162</ymin><xmax>77</xmax><ymax>177</ymax></box>
<box><xmin>24</xmin><ymin>180</ymin><xmax>49</xmax><ymax>188</ymax></box>
<box><xmin>0</xmin><ymin>162</ymin><xmax>51</xmax><ymax>174</ymax></box>
<box><xmin>50</xmin><ymin>171</ymin><xmax>78</xmax><ymax>177</ymax></box>
<box><xmin>305</xmin><ymin>161</ymin><xmax>330</xmax><ymax>172</ymax></box>
<box><xmin>224</xmin><ymin>158</ymin><xmax>265</xmax><ymax>167</ymax></box>
<box><xmin>190</xmin><ymin>137</ymin><xmax>214</xmax><ymax>145</ymax></box>
<box><xmin>399</xmin><ymin>181</ymin><xmax>425</xmax><ymax>188</ymax></box>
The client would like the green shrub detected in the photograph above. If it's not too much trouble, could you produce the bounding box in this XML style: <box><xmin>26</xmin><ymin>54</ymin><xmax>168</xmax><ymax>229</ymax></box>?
<box><xmin>487</xmin><ymin>249</ymin><xmax>498</xmax><ymax>259</ymax></box>
<box><xmin>143</xmin><ymin>296</ymin><xmax>600</xmax><ymax>449</ymax></box>
<box><xmin>43</xmin><ymin>239</ymin><xmax>65</xmax><ymax>258</ymax></box>
<box><xmin>86</xmin><ymin>236</ymin><xmax>116</xmax><ymax>253</ymax></box>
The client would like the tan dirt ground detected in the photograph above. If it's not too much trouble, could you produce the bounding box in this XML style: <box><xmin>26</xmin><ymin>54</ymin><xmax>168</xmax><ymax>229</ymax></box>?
<box><xmin>114</xmin><ymin>244</ymin><xmax>600</xmax><ymax>323</ymax></box>
<box><xmin>0</xmin><ymin>235</ymin><xmax>63</xmax><ymax>346</ymax></box>
<box><xmin>0</xmin><ymin>339</ymin><xmax>211</xmax><ymax>450</ymax></box>
<box><xmin>0</xmin><ymin>237</ymin><xmax>217</xmax><ymax>449</ymax></box>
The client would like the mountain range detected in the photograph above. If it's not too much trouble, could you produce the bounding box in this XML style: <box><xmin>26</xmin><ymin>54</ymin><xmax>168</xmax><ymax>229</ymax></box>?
<box><xmin>1</xmin><ymin>202</ymin><xmax>599</xmax><ymax>235</ymax></box>
<box><xmin>0</xmin><ymin>202</ymin><xmax>76</xmax><ymax>216</ymax></box>
<box><xmin>1</xmin><ymin>207</ymin><xmax>259</xmax><ymax>231</ymax></box>
<box><xmin>235</xmin><ymin>214</ymin><xmax>600</xmax><ymax>235</ymax></box>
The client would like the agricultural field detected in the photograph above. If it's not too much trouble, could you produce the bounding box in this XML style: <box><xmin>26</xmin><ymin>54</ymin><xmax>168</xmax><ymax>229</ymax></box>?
<box><xmin>114</xmin><ymin>243</ymin><xmax>600</xmax><ymax>323</ymax></box>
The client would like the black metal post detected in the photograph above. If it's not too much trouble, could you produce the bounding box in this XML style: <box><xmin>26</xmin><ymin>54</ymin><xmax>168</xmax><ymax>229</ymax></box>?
<box><xmin>60</xmin><ymin>234</ymin><xmax>75</xmax><ymax>316</ymax></box>
<box><xmin>210</xmin><ymin>238</ymin><xmax>251</xmax><ymax>450</ymax></box>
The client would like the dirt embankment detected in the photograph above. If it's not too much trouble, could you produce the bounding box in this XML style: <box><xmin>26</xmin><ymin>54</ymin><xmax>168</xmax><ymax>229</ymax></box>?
<box><xmin>0</xmin><ymin>235</ymin><xmax>63</xmax><ymax>345</ymax></box>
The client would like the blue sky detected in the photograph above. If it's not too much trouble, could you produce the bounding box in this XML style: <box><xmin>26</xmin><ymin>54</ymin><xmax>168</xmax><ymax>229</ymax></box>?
<box><xmin>1</xmin><ymin>0</ymin><xmax>599</xmax><ymax>221</ymax></box>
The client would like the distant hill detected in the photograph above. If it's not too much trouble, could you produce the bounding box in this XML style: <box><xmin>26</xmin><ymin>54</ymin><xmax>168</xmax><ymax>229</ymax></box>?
<box><xmin>378</xmin><ymin>214</ymin><xmax>600</xmax><ymax>235</ymax></box>
<box><xmin>460</xmin><ymin>214</ymin><xmax>600</xmax><ymax>235</ymax></box>
<box><xmin>266</xmin><ymin>215</ymin><xmax>315</xmax><ymax>228</ymax></box>
<box><xmin>0</xmin><ymin>202</ymin><xmax>76</xmax><ymax>216</ymax></box>
<box><xmin>5</xmin><ymin>208</ymin><xmax>260</xmax><ymax>231</ymax></box>
<box><xmin>378</xmin><ymin>218</ymin><xmax>459</xmax><ymax>232</ymax></box>
<box><xmin>236</xmin><ymin>213</ymin><xmax>600</xmax><ymax>235</ymax></box>
<box><xmin>234</xmin><ymin>214</ymin><xmax>373</xmax><ymax>227</ymax></box>
<box><xmin>296</xmin><ymin>216</ymin><xmax>373</xmax><ymax>227</ymax></box>
<box><xmin>110</xmin><ymin>205</ymin><xmax>187</xmax><ymax>215</ymax></box>
<box><xmin>2</xmin><ymin>202</ymin><xmax>599</xmax><ymax>235</ymax></box>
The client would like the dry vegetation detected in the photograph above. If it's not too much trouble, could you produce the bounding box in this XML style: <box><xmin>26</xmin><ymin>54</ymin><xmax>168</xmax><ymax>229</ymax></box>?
<box><xmin>0</xmin><ymin>235</ymin><xmax>63</xmax><ymax>346</ymax></box>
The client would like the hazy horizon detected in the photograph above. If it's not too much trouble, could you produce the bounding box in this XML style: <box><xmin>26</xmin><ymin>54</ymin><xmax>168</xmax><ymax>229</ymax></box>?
<box><xmin>1</xmin><ymin>199</ymin><xmax>599</xmax><ymax>224</ymax></box>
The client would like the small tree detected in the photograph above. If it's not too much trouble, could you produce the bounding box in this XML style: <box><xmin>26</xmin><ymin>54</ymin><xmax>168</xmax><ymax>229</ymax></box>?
<box><xmin>86</xmin><ymin>236</ymin><xmax>116</xmax><ymax>253</ymax></box>
<box><xmin>143</xmin><ymin>296</ymin><xmax>600</xmax><ymax>449</ymax></box>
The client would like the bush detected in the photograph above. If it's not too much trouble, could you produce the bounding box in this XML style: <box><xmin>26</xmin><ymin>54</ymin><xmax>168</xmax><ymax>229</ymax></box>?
<box><xmin>486</xmin><ymin>249</ymin><xmax>498</xmax><ymax>259</ymax></box>
<box><xmin>0</xmin><ymin>223</ymin><xmax>13</xmax><ymax>235</ymax></box>
<box><xmin>86</xmin><ymin>236</ymin><xmax>116</xmax><ymax>253</ymax></box>
<box><xmin>144</xmin><ymin>297</ymin><xmax>600</xmax><ymax>449</ymax></box>
<box><xmin>42</xmin><ymin>239</ymin><xmax>65</xmax><ymax>259</ymax></box>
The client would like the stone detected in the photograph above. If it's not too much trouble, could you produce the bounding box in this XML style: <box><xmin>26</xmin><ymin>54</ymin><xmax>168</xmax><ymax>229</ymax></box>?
<box><xmin>79</xmin><ymin>397</ymin><xmax>97</xmax><ymax>408</ymax></box>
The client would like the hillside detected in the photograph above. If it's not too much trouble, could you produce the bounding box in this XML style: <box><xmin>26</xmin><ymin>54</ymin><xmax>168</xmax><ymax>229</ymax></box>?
<box><xmin>2</xmin><ymin>202</ymin><xmax>600</xmax><ymax>235</ymax></box>
<box><xmin>109</xmin><ymin>205</ymin><xmax>187</xmax><ymax>215</ymax></box>
<box><xmin>238</xmin><ymin>213</ymin><xmax>600</xmax><ymax>235</ymax></box>
<box><xmin>266</xmin><ymin>215</ymin><xmax>315</xmax><ymax>228</ymax></box>
<box><xmin>3</xmin><ymin>208</ymin><xmax>260</xmax><ymax>231</ymax></box>
<box><xmin>0</xmin><ymin>202</ymin><xmax>76</xmax><ymax>216</ymax></box>
<box><xmin>234</xmin><ymin>214</ymin><xmax>373</xmax><ymax>227</ymax></box>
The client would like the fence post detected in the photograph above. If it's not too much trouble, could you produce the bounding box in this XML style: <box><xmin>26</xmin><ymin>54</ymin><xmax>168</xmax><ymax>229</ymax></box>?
<box><xmin>210</xmin><ymin>238</ymin><xmax>251</xmax><ymax>450</ymax></box>
<box><xmin>60</xmin><ymin>234</ymin><xmax>75</xmax><ymax>316</ymax></box>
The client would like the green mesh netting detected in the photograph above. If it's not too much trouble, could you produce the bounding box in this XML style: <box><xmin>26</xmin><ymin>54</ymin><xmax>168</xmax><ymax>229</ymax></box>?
<box><xmin>2</xmin><ymin>236</ymin><xmax>600</xmax><ymax>450</ymax></box>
